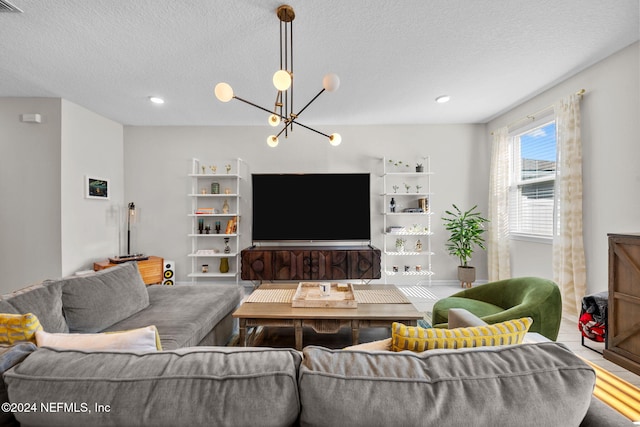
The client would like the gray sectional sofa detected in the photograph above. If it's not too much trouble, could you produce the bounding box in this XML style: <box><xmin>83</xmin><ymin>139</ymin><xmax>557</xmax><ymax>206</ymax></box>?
<box><xmin>2</xmin><ymin>342</ymin><xmax>632</xmax><ymax>426</ymax></box>
<box><xmin>0</xmin><ymin>264</ymin><xmax>633</xmax><ymax>426</ymax></box>
<box><xmin>0</xmin><ymin>262</ymin><xmax>243</xmax><ymax>426</ymax></box>
<box><xmin>0</xmin><ymin>262</ymin><xmax>243</xmax><ymax>349</ymax></box>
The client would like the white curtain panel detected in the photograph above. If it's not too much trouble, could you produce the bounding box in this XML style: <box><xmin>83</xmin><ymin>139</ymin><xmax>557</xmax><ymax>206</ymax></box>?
<box><xmin>488</xmin><ymin>127</ymin><xmax>512</xmax><ymax>282</ymax></box>
<box><xmin>553</xmin><ymin>93</ymin><xmax>586</xmax><ymax>317</ymax></box>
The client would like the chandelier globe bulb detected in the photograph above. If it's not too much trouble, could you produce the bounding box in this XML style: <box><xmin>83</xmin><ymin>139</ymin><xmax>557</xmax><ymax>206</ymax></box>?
<box><xmin>273</xmin><ymin>70</ymin><xmax>292</xmax><ymax>91</ymax></box>
<box><xmin>267</xmin><ymin>135</ymin><xmax>279</xmax><ymax>147</ymax></box>
<box><xmin>268</xmin><ymin>114</ymin><xmax>281</xmax><ymax>127</ymax></box>
<box><xmin>214</xmin><ymin>83</ymin><xmax>234</xmax><ymax>102</ymax></box>
<box><xmin>322</xmin><ymin>73</ymin><xmax>340</xmax><ymax>92</ymax></box>
<box><xmin>329</xmin><ymin>133</ymin><xmax>342</xmax><ymax>146</ymax></box>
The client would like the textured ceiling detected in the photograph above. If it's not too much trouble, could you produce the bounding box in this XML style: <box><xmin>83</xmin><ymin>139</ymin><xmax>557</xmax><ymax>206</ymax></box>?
<box><xmin>0</xmin><ymin>0</ymin><xmax>638</xmax><ymax>126</ymax></box>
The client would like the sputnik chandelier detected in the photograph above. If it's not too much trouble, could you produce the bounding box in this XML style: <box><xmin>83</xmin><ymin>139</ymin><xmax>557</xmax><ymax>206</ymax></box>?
<box><xmin>214</xmin><ymin>4</ymin><xmax>341</xmax><ymax>148</ymax></box>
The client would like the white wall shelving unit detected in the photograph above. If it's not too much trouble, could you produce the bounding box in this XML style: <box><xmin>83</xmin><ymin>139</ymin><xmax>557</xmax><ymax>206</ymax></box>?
<box><xmin>381</xmin><ymin>157</ymin><xmax>434</xmax><ymax>285</ymax></box>
<box><xmin>188</xmin><ymin>158</ymin><xmax>246</xmax><ymax>284</ymax></box>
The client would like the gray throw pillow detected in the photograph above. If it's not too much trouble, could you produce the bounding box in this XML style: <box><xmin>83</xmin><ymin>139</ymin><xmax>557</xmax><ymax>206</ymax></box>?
<box><xmin>3</xmin><ymin>282</ymin><xmax>68</xmax><ymax>333</ymax></box>
<box><xmin>61</xmin><ymin>263</ymin><xmax>149</xmax><ymax>332</ymax></box>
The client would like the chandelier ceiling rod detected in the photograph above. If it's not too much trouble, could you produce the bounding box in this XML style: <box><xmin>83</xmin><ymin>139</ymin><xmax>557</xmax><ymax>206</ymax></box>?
<box><xmin>214</xmin><ymin>4</ymin><xmax>341</xmax><ymax>148</ymax></box>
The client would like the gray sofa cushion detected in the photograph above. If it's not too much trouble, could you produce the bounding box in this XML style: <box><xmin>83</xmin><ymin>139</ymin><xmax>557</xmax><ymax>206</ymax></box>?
<box><xmin>0</xmin><ymin>300</ymin><xmax>18</xmax><ymax>315</ymax></box>
<box><xmin>101</xmin><ymin>284</ymin><xmax>242</xmax><ymax>349</ymax></box>
<box><xmin>61</xmin><ymin>263</ymin><xmax>149</xmax><ymax>333</ymax></box>
<box><xmin>2</xmin><ymin>281</ymin><xmax>68</xmax><ymax>333</ymax></box>
<box><xmin>5</xmin><ymin>346</ymin><xmax>302</xmax><ymax>427</ymax></box>
<box><xmin>0</xmin><ymin>343</ymin><xmax>37</xmax><ymax>427</ymax></box>
<box><xmin>300</xmin><ymin>342</ymin><xmax>596</xmax><ymax>427</ymax></box>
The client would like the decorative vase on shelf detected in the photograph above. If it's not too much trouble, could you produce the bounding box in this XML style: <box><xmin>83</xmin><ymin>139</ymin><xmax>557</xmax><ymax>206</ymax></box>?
<box><xmin>222</xmin><ymin>199</ymin><xmax>230</xmax><ymax>214</ymax></box>
<box><xmin>219</xmin><ymin>257</ymin><xmax>229</xmax><ymax>273</ymax></box>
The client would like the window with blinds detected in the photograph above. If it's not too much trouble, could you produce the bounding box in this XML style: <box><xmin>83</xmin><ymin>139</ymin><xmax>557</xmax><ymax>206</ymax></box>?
<box><xmin>509</xmin><ymin>119</ymin><xmax>556</xmax><ymax>238</ymax></box>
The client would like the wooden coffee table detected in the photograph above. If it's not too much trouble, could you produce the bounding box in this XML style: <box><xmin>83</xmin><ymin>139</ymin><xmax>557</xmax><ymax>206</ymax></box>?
<box><xmin>233</xmin><ymin>283</ymin><xmax>423</xmax><ymax>350</ymax></box>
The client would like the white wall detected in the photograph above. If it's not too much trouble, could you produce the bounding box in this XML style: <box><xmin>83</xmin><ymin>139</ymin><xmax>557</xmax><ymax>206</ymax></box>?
<box><xmin>487</xmin><ymin>41</ymin><xmax>640</xmax><ymax>293</ymax></box>
<box><xmin>0</xmin><ymin>98</ymin><xmax>62</xmax><ymax>289</ymax></box>
<box><xmin>60</xmin><ymin>100</ymin><xmax>124</xmax><ymax>276</ymax></box>
<box><xmin>0</xmin><ymin>97</ymin><xmax>124</xmax><ymax>292</ymax></box>
<box><xmin>123</xmin><ymin>124</ymin><xmax>490</xmax><ymax>284</ymax></box>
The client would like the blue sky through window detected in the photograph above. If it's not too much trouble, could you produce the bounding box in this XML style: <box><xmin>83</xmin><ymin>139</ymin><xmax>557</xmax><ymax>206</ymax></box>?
<box><xmin>520</xmin><ymin>122</ymin><xmax>556</xmax><ymax>161</ymax></box>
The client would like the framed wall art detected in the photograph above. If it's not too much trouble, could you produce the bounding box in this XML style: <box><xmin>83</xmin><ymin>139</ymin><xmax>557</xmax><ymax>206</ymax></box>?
<box><xmin>85</xmin><ymin>176</ymin><xmax>110</xmax><ymax>200</ymax></box>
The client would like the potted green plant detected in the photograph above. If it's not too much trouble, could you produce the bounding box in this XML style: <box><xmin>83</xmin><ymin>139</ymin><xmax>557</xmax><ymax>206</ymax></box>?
<box><xmin>442</xmin><ymin>204</ymin><xmax>488</xmax><ymax>288</ymax></box>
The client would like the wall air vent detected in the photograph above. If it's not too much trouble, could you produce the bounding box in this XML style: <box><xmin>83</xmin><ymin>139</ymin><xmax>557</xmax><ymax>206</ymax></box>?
<box><xmin>0</xmin><ymin>0</ymin><xmax>23</xmax><ymax>13</ymax></box>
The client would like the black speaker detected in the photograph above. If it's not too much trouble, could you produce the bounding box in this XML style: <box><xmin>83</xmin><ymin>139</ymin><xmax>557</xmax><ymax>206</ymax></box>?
<box><xmin>162</xmin><ymin>260</ymin><xmax>175</xmax><ymax>285</ymax></box>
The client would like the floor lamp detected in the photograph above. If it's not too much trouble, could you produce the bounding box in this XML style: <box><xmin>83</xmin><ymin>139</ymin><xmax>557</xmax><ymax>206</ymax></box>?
<box><xmin>127</xmin><ymin>202</ymin><xmax>136</xmax><ymax>256</ymax></box>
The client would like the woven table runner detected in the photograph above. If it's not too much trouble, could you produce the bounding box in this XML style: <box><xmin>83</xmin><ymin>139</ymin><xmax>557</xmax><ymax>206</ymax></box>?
<box><xmin>244</xmin><ymin>287</ymin><xmax>410</xmax><ymax>304</ymax></box>
<box><xmin>353</xmin><ymin>289</ymin><xmax>410</xmax><ymax>304</ymax></box>
<box><xmin>244</xmin><ymin>289</ymin><xmax>296</xmax><ymax>303</ymax></box>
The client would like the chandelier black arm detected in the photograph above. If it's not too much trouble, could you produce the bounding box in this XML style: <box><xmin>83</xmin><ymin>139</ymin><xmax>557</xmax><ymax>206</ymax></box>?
<box><xmin>275</xmin><ymin>119</ymin><xmax>330</xmax><ymax>139</ymax></box>
<box><xmin>294</xmin><ymin>88</ymin><xmax>325</xmax><ymax>118</ymax></box>
<box><xmin>233</xmin><ymin>95</ymin><xmax>282</xmax><ymax>117</ymax></box>
<box><xmin>234</xmin><ymin>93</ymin><xmax>329</xmax><ymax>139</ymax></box>
<box><xmin>274</xmin><ymin>88</ymin><xmax>329</xmax><ymax>138</ymax></box>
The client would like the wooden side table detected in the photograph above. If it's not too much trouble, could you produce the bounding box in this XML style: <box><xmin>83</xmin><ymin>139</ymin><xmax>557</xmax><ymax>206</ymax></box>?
<box><xmin>93</xmin><ymin>256</ymin><xmax>164</xmax><ymax>285</ymax></box>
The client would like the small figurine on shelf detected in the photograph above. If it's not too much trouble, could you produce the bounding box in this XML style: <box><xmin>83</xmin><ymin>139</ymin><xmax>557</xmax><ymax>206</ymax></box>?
<box><xmin>210</xmin><ymin>165</ymin><xmax>217</xmax><ymax>174</ymax></box>
<box><xmin>392</xmin><ymin>185</ymin><xmax>399</xmax><ymax>194</ymax></box>
<box><xmin>219</xmin><ymin>257</ymin><xmax>229</xmax><ymax>273</ymax></box>
<box><xmin>222</xmin><ymin>199</ymin><xmax>230</xmax><ymax>214</ymax></box>
<box><xmin>388</xmin><ymin>159</ymin><xmax>410</xmax><ymax>171</ymax></box>
<box><xmin>415</xmin><ymin>240</ymin><xmax>423</xmax><ymax>252</ymax></box>
<box><xmin>389</xmin><ymin>197</ymin><xmax>396</xmax><ymax>213</ymax></box>
<box><xmin>204</xmin><ymin>225</ymin><xmax>211</xmax><ymax>234</ymax></box>
<box><xmin>225</xmin><ymin>164</ymin><xmax>232</xmax><ymax>174</ymax></box>
<box><xmin>224</xmin><ymin>237</ymin><xmax>231</xmax><ymax>254</ymax></box>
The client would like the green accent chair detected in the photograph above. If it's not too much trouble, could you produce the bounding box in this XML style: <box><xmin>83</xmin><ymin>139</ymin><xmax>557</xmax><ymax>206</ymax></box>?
<box><xmin>432</xmin><ymin>277</ymin><xmax>562</xmax><ymax>341</ymax></box>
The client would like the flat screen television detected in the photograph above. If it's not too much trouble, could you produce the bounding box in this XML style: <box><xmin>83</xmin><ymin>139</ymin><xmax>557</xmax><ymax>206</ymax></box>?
<box><xmin>251</xmin><ymin>173</ymin><xmax>371</xmax><ymax>242</ymax></box>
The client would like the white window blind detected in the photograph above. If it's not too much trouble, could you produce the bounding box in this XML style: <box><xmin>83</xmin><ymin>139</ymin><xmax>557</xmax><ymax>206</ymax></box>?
<box><xmin>509</xmin><ymin>119</ymin><xmax>556</xmax><ymax>237</ymax></box>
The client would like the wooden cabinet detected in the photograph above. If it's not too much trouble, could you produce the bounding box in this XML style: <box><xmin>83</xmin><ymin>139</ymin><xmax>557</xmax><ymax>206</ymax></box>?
<box><xmin>93</xmin><ymin>256</ymin><xmax>163</xmax><ymax>285</ymax></box>
<box><xmin>241</xmin><ymin>246</ymin><xmax>381</xmax><ymax>281</ymax></box>
<box><xmin>604</xmin><ymin>233</ymin><xmax>640</xmax><ymax>376</ymax></box>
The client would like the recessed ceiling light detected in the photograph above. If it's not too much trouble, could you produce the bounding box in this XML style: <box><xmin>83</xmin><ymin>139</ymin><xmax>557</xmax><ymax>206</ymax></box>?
<box><xmin>435</xmin><ymin>95</ymin><xmax>450</xmax><ymax>104</ymax></box>
<box><xmin>149</xmin><ymin>96</ymin><xmax>165</xmax><ymax>104</ymax></box>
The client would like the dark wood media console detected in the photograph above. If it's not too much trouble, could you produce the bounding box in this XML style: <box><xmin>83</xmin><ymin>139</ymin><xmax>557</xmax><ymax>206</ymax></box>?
<box><xmin>241</xmin><ymin>246</ymin><xmax>381</xmax><ymax>281</ymax></box>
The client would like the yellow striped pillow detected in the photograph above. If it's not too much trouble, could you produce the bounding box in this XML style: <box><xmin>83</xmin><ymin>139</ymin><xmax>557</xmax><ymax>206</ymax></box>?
<box><xmin>391</xmin><ymin>317</ymin><xmax>533</xmax><ymax>352</ymax></box>
<box><xmin>0</xmin><ymin>313</ymin><xmax>43</xmax><ymax>344</ymax></box>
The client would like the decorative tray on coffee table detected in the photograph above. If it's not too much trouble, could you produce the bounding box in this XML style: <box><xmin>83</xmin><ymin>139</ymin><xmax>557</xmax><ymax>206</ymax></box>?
<box><xmin>291</xmin><ymin>282</ymin><xmax>357</xmax><ymax>308</ymax></box>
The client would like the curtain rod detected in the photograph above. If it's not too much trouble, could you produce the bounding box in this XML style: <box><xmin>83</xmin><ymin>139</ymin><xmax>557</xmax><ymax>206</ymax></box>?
<box><xmin>491</xmin><ymin>89</ymin><xmax>585</xmax><ymax>135</ymax></box>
